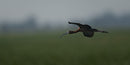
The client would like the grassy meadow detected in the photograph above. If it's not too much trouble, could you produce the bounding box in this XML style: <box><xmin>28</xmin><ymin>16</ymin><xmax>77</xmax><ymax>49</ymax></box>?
<box><xmin>0</xmin><ymin>30</ymin><xmax>130</xmax><ymax>65</ymax></box>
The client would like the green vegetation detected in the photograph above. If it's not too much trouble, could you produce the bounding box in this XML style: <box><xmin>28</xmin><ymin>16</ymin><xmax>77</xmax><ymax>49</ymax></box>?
<box><xmin>0</xmin><ymin>30</ymin><xmax>130</xmax><ymax>65</ymax></box>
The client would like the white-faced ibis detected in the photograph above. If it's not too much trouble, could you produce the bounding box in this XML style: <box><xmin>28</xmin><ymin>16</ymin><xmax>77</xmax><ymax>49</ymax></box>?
<box><xmin>61</xmin><ymin>21</ymin><xmax>108</xmax><ymax>38</ymax></box>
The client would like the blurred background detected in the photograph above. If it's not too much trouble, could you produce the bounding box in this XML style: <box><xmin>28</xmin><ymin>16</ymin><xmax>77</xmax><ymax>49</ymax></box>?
<box><xmin>0</xmin><ymin>0</ymin><xmax>130</xmax><ymax>65</ymax></box>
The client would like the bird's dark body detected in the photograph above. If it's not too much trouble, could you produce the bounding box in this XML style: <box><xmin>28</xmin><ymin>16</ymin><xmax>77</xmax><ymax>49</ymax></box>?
<box><xmin>79</xmin><ymin>25</ymin><xmax>94</xmax><ymax>37</ymax></box>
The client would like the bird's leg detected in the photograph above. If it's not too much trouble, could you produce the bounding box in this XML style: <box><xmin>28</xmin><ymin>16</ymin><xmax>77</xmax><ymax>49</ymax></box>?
<box><xmin>93</xmin><ymin>29</ymin><xmax>108</xmax><ymax>33</ymax></box>
<box><xmin>97</xmin><ymin>30</ymin><xmax>108</xmax><ymax>33</ymax></box>
<box><xmin>100</xmin><ymin>31</ymin><xmax>108</xmax><ymax>33</ymax></box>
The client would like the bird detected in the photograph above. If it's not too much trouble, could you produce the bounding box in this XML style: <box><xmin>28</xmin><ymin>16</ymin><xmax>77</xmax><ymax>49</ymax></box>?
<box><xmin>61</xmin><ymin>21</ymin><xmax>108</xmax><ymax>38</ymax></box>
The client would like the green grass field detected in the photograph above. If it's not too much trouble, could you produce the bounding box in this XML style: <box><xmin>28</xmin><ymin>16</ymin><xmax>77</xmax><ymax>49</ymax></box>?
<box><xmin>0</xmin><ymin>30</ymin><xmax>130</xmax><ymax>65</ymax></box>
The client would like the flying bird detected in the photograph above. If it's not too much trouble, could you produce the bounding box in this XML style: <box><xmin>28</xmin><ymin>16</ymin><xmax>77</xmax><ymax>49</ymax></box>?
<box><xmin>61</xmin><ymin>21</ymin><xmax>108</xmax><ymax>38</ymax></box>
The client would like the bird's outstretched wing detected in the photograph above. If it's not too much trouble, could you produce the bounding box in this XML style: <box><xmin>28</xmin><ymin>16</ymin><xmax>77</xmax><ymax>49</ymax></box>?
<box><xmin>68</xmin><ymin>21</ymin><xmax>82</xmax><ymax>26</ymax></box>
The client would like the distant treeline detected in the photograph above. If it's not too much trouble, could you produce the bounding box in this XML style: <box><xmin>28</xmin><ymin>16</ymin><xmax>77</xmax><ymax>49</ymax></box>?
<box><xmin>0</xmin><ymin>11</ymin><xmax>130</xmax><ymax>32</ymax></box>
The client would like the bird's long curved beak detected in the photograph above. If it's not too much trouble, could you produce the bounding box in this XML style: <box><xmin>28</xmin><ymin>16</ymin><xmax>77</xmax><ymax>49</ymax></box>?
<box><xmin>60</xmin><ymin>31</ymin><xmax>69</xmax><ymax>38</ymax></box>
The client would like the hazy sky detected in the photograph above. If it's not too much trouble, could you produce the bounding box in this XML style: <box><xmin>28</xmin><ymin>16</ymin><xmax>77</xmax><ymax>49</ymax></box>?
<box><xmin>0</xmin><ymin>0</ymin><xmax>130</xmax><ymax>22</ymax></box>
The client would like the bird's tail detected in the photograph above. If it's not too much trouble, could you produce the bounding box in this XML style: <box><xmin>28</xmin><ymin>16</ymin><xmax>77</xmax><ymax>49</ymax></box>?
<box><xmin>60</xmin><ymin>31</ymin><xmax>69</xmax><ymax>38</ymax></box>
